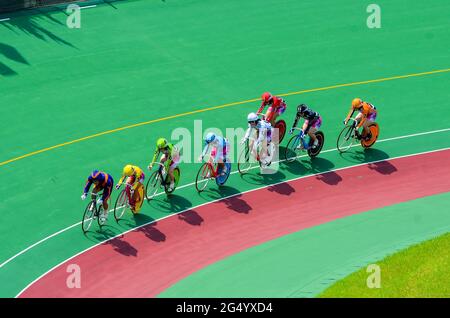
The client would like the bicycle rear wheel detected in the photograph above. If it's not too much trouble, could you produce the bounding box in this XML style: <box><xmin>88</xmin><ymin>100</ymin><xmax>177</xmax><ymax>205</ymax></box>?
<box><xmin>273</xmin><ymin>120</ymin><xmax>287</xmax><ymax>144</ymax></box>
<box><xmin>284</xmin><ymin>135</ymin><xmax>301</xmax><ymax>163</ymax></box>
<box><xmin>337</xmin><ymin>125</ymin><xmax>355</xmax><ymax>153</ymax></box>
<box><xmin>361</xmin><ymin>123</ymin><xmax>380</xmax><ymax>148</ymax></box>
<box><xmin>145</xmin><ymin>171</ymin><xmax>161</xmax><ymax>201</ymax></box>
<box><xmin>81</xmin><ymin>201</ymin><xmax>95</xmax><ymax>233</ymax></box>
<box><xmin>196</xmin><ymin>163</ymin><xmax>212</xmax><ymax>192</ymax></box>
<box><xmin>114</xmin><ymin>189</ymin><xmax>128</xmax><ymax>221</ymax></box>
<box><xmin>308</xmin><ymin>131</ymin><xmax>325</xmax><ymax>158</ymax></box>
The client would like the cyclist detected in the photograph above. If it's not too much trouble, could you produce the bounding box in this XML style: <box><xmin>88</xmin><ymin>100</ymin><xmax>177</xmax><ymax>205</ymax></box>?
<box><xmin>344</xmin><ymin>98</ymin><xmax>378</xmax><ymax>141</ymax></box>
<box><xmin>148</xmin><ymin>138</ymin><xmax>180</xmax><ymax>191</ymax></box>
<box><xmin>115</xmin><ymin>164</ymin><xmax>145</xmax><ymax>213</ymax></box>
<box><xmin>241</xmin><ymin>112</ymin><xmax>273</xmax><ymax>166</ymax></box>
<box><xmin>81</xmin><ymin>170</ymin><xmax>114</xmax><ymax>221</ymax></box>
<box><xmin>289</xmin><ymin>104</ymin><xmax>322</xmax><ymax>149</ymax></box>
<box><xmin>257</xmin><ymin>92</ymin><xmax>287</xmax><ymax>127</ymax></box>
<box><xmin>199</xmin><ymin>132</ymin><xmax>230</xmax><ymax>176</ymax></box>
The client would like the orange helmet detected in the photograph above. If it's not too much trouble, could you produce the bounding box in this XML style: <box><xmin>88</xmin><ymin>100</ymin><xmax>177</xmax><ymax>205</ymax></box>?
<box><xmin>352</xmin><ymin>98</ymin><xmax>363</xmax><ymax>109</ymax></box>
<box><xmin>261</xmin><ymin>92</ymin><xmax>273</xmax><ymax>104</ymax></box>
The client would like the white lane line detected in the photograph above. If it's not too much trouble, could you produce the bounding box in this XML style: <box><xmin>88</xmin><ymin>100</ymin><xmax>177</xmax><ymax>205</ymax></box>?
<box><xmin>80</xmin><ymin>5</ymin><xmax>97</xmax><ymax>10</ymax></box>
<box><xmin>1</xmin><ymin>127</ymin><xmax>449</xmax><ymax>270</ymax></box>
<box><xmin>15</xmin><ymin>146</ymin><xmax>450</xmax><ymax>298</ymax></box>
<box><xmin>0</xmin><ymin>18</ymin><xmax>11</xmax><ymax>22</ymax></box>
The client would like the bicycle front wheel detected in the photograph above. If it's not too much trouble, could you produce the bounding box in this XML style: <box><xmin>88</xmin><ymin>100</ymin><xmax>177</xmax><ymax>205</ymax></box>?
<box><xmin>97</xmin><ymin>205</ymin><xmax>107</xmax><ymax>227</ymax></box>
<box><xmin>238</xmin><ymin>144</ymin><xmax>254</xmax><ymax>174</ymax></box>
<box><xmin>195</xmin><ymin>163</ymin><xmax>212</xmax><ymax>192</ymax></box>
<box><xmin>145</xmin><ymin>171</ymin><xmax>161</xmax><ymax>201</ymax></box>
<box><xmin>284</xmin><ymin>135</ymin><xmax>301</xmax><ymax>163</ymax></box>
<box><xmin>81</xmin><ymin>201</ymin><xmax>95</xmax><ymax>233</ymax></box>
<box><xmin>337</xmin><ymin>125</ymin><xmax>355</xmax><ymax>153</ymax></box>
<box><xmin>114</xmin><ymin>189</ymin><xmax>128</xmax><ymax>221</ymax></box>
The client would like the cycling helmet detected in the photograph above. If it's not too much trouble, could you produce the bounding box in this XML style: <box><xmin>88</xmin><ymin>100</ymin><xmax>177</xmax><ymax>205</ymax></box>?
<box><xmin>123</xmin><ymin>165</ymin><xmax>135</xmax><ymax>176</ymax></box>
<box><xmin>297</xmin><ymin>104</ymin><xmax>308</xmax><ymax>114</ymax></box>
<box><xmin>247</xmin><ymin>112</ymin><xmax>259</xmax><ymax>123</ymax></box>
<box><xmin>352</xmin><ymin>98</ymin><xmax>363</xmax><ymax>109</ymax></box>
<box><xmin>91</xmin><ymin>170</ymin><xmax>100</xmax><ymax>179</ymax></box>
<box><xmin>261</xmin><ymin>92</ymin><xmax>273</xmax><ymax>104</ymax></box>
<box><xmin>156</xmin><ymin>138</ymin><xmax>168</xmax><ymax>149</ymax></box>
<box><xmin>205</xmin><ymin>132</ymin><xmax>216</xmax><ymax>144</ymax></box>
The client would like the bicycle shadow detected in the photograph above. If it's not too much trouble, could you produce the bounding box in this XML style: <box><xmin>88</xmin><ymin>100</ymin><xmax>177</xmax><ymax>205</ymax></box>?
<box><xmin>339</xmin><ymin>147</ymin><xmax>389</xmax><ymax>164</ymax></box>
<box><xmin>267</xmin><ymin>182</ymin><xmax>296</xmax><ymax>196</ymax></box>
<box><xmin>0</xmin><ymin>43</ymin><xmax>29</xmax><ymax>76</ymax></box>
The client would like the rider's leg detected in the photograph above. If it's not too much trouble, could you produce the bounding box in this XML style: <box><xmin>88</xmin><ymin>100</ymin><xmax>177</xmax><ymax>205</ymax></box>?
<box><xmin>354</xmin><ymin>113</ymin><xmax>364</xmax><ymax>139</ymax></box>
<box><xmin>363</xmin><ymin>120</ymin><xmax>373</xmax><ymax>140</ymax></box>
<box><xmin>308</xmin><ymin>127</ymin><xmax>318</xmax><ymax>147</ymax></box>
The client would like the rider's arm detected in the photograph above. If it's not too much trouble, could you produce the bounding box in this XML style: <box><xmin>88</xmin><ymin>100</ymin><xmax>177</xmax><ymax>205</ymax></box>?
<box><xmin>83</xmin><ymin>176</ymin><xmax>93</xmax><ymax>194</ymax></box>
<box><xmin>117</xmin><ymin>174</ymin><xmax>125</xmax><ymax>186</ymax></box>
<box><xmin>345</xmin><ymin>108</ymin><xmax>355</xmax><ymax>124</ymax></box>
<box><xmin>356</xmin><ymin>112</ymin><xmax>367</xmax><ymax>128</ymax></box>
<box><xmin>243</xmin><ymin>125</ymin><xmax>252</xmax><ymax>140</ymax></box>
<box><xmin>150</xmin><ymin>147</ymin><xmax>160</xmax><ymax>166</ymax></box>
<box><xmin>291</xmin><ymin>113</ymin><xmax>301</xmax><ymax>130</ymax></box>
<box><xmin>257</xmin><ymin>102</ymin><xmax>265</xmax><ymax>115</ymax></box>
<box><xmin>201</xmin><ymin>143</ymin><xmax>210</xmax><ymax>159</ymax></box>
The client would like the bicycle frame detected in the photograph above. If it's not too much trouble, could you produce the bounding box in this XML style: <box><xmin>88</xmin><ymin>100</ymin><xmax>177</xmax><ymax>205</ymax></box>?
<box><xmin>291</xmin><ymin>127</ymin><xmax>312</xmax><ymax>150</ymax></box>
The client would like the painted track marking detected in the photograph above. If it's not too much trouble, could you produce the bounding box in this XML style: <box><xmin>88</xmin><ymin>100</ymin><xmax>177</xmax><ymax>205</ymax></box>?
<box><xmin>15</xmin><ymin>146</ymin><xmax>450</xmax><ymax>297</ymax></box>
<box><xmin>1</xmin><ymin>127</ymin><xmax>449</xmax><ymax>271</ymax></box>
<box><xmin>1</xmin><ymin>68</ymin><xmax>449</xmax><ymax>167</ymax></box>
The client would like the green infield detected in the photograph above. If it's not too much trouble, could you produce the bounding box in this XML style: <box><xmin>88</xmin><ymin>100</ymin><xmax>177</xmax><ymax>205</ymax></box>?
<box><xmin>320</xmin><ymin>232</ymin><xmax>450</xmax><ymax>298</ymax></box>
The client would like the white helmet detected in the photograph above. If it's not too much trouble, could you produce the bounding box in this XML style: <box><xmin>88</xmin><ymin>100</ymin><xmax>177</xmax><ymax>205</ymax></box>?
<box><xmin>247</xmin><ymin>112</ymin><xmax>259</xmax><ymax>123</ymax></box>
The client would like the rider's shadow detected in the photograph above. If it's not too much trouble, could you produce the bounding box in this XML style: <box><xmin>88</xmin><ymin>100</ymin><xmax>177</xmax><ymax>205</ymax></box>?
<box><xmin>136</xmin><ymin>222</ymin><xmax>167</xmax><ymax>242</ymax></box>
<box><xmin>178</xmin><ymin>210</ymin><xmax>204</xmax><ymax>226</ymax></box>
<box><xmin>104</xmin><ymin>235</ymin><xmax>139</xmax><ymax>257</ymax></box>
<box><xmin>151</xmin><ymin>194</ymin><xmax>193</xmax><ymax>213</ymax></box>
<box><xmin>206</xmin><ymin>186</ymin><xmax>253</xmax><ymax>214</ymax></box>
<box><xmin>307</xmin><ymin>157</ymin><xmax>342</xmax><ymax>186</ymax></box>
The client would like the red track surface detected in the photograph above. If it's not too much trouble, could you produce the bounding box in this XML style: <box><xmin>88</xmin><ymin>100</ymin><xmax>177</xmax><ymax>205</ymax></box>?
<box><xmin>20</xmin><ymin>150</ymin><xmax>450</xmax><ymax>297</ymax></box>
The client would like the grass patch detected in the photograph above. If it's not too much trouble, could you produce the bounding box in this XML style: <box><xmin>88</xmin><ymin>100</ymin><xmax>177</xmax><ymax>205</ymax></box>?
<box><xmin>319</xmin><ymin>232</ymin><xmax>450</xmax><ymax>298</ymax></box>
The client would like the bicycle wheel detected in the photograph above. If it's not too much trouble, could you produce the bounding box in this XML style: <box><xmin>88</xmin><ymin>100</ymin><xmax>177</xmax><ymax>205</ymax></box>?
<box><xmin>274</xmin><ymin>120</ymin><xmax>287</xmax><ymax>144</ymax></box>
<box><xmin>114</xmin><ymin>189</ymin><xmax>128</xmax><ymax>221</ymax></box>
<box><xmin>337</xmin><ymin>125</ymin><xmax>355</xmax><ymax>153</ymax></box>
<box><xmin>81</xmin><ymin>201</ymin><xmax>95</xmax><ymax>233</ymax></box>
<box><xmin>237</xmin><ymin>143</ymin><xmax>254</xmax><ymax>174</ymax></box>
<box><xmin>284</xmin><ymin>135</ymin><xmax>301</xmax><ymax>163</ymax></box>
<box><xmin>145</xmin><ymin>171</ymin><xmax>161</xmax><ymax>201</ymax></box>
<box><xmin>216</xmin><ymin>162</ymin><xmax>232</xmax><ymax>186</ymax></box>
<box><xmin>308</xmin><ymin>131</ymin><xmax>325</xmax><ymax>158</ymax></box>
<box><xmin>97</xmin><ymin>204</ymin><xmax>107</xmax><ymax>227</ymax></box>
<box><xmin>196</xmin><ymin>163</ymin><xmax>212</xmax><ymax>192</ymax></box>
<box><xmin>361</xmin><ymin>123</ymin><xmax>380</xmax><ymax>148</ymax></box>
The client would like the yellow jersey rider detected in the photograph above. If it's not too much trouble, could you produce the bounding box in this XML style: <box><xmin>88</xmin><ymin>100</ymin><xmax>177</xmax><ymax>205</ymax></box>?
<box><xmin>115</xmin><ymin>164</ymin><xmax>145</xmax><ymax>213</ymax></box>
<box><xmin>344</xmin><ymin>98</ymin><xmax>378</xmax><ymax>141</ymax></box>
<box><xmin>148</xmin><ymin>138</ymin><xmax>180</xmax><ymax>191</ymax></box>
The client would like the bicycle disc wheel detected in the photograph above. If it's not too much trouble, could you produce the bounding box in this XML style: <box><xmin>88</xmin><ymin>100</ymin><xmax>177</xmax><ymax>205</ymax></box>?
<box><xmin>361</xmin><ymin>123</ymin><xmax>380</xmax><ymax>148</ymax></box>
<box><xmin>216</xmin><ymin>162</ymin><xmax>232</xmax><ymax>186</ymax></box>
<box><xmin>308</xmin><ymin>131</ymin><xmax>325</xmax><ymax>158</ymax></box>
<box><xmin>284</xmin><ymin>135</ymin><xmax>301</xmax><ymax>163</ymax></box>
<box><xmin>195</xmin><ymin>163</ymin><xmax>212</xmax><ymax>192</ymax></box>
<box><xmin>114</xmin><ymin>189</ymin><xmax>128</xmax><ymax>221</ymax></box>
<box><xmin>238</xmin><ymin>144</ymin><xmax>254</xmax><ymax>174</ymax></box>
<box><xmin>145</xmin><ymin>171</ymin><xmax>161</xmax><ymax>201</ymax></box>
<box><xmin>274</xmin><ymin>120</ymin><xmax>287</xmax><ymax>144</ymax></box>
<box><xmin>81</xmin><ymin>201</ymin><xmax>95</xmax><ymax>233</ymax></box>
<box><xmin>337</xmin><ymin>125</ymin><xmax>355</xmax><ymax>153</ymax></box>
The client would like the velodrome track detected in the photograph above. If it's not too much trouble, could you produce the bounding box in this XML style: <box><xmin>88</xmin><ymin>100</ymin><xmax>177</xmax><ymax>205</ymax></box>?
<box><xmin>0</xmin><ymin>0</ymin><xmax>449</xmax><ymax>297</ymax></box>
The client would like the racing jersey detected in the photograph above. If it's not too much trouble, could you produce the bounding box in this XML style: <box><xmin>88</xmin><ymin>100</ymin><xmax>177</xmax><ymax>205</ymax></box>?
<box><xmin>346</xmin><ymin>102</ymin><xmax>377</xmax><ymax>128</ymax></box>
<box><xmin>118</xmin><ymin>165</ymin><xmax>144</xmax><ymax>185</ymax></box>
<box><xmin>202</xmin><ymin>135</ymin><xmax>228</xmax><ymax>158</ymax></box>
<box><xmin>150</xmin><ymin>143</ymin><xmax>179</xmax><ymax>166</ymax></box>
<box><xmin>83</xmin><ymin>171</ymin><xmax>112</xmax><ymax>194</ymax></box>
<box><xmin>244</xmin><ymin>119</ymin><xmax>273</xmax><ymax>144</ymax></box>
<box><xmin>292</xmin><ymin>106</ymin><xmax>320</xmax><ymax>133</ymax></box>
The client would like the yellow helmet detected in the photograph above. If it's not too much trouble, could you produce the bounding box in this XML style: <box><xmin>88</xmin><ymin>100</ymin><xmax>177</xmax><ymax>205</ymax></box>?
<box><xmin>352</xmin><ymin>98</ymin><xmax>363</xmax><ymax>109</ymax></box>
<box><xmin>123</xmin><ymin>164</ymin><xmax>135</xmax><ymax>176</ymax></box>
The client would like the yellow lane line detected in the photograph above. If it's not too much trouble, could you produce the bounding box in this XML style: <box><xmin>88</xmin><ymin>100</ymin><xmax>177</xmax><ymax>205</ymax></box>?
<box><xmin>1</xmin><ymin>68</ymin><xmax>449</xmax><ymax>167</ymax></box>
